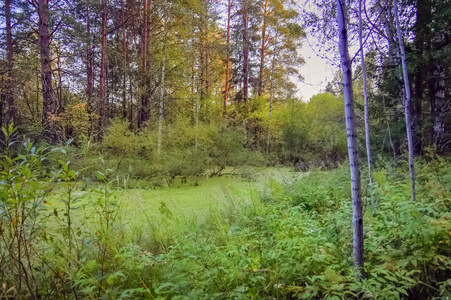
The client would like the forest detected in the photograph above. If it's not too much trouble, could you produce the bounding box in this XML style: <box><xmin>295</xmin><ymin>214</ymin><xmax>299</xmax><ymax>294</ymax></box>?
<box><xmin>0</xmin><ymin>0</ymin><xmax>450</xmax><ymax>298</ymax></box>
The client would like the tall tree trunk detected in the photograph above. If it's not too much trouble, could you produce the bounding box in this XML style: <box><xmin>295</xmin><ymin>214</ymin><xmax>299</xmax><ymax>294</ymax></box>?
<box><xmin>258</xmin><ymin>0</ymin><xmax>268</xmax><ymax>96</ymax></box>
<box><xmin>224</xmin><ymin>0</ymin><xmax>231</xmax><ymax>115</ymax></box>
<box><xmin>266</xmin><ymin>56</ymin><xmax>275</xmax><ymax>152</ymax></box>
<box><xmin>205</xmin><ymin>0</ymin><xmax>210</xmax><ymax>93</ymax></box>
<box><xmin>106</xmin><ymin>55</ymin><xmax>110</xmax><ymax>120</ymax></box>
<box><xmin>195</xmin><ymin>67</ymin><xmax>200</xmax><ymax>149</ymax></box>
<box><xmin>86</xmin><ymin>0</ymin><xmax>93</xmax><ymax>117</ymax></box>
<box><xmin>99</xmin><ymin>0</ymin><xmax>107</xmax><ymax>131</ymax></box>
<box><xmin>56</xmin><ymin>47</ymin><xmax>63</xmax><ymax>114</ymax></box>
<box><xmin>5</xmin><ymin>0</ymin><xmax>16</xmax><ymax>125</ymax></box>
<box><xmin>158</xmin><ymin>10</ymin><xmax>167</xmax><ymax>155</ymax></box>
<box><xmin>358</xmin><ymin>0</ymin><xmax>373</xmax><ymax>188</ymax></box>
<box><xmin>121</xmin><ymin>0</ymin><xmax>127</xmax><ymax>120</ymax></box>
<box><xmin>414</xmin><ymin>72</ymin><xmax>423</xmax><ymax>154</ymax></box>
<box><xmin>129</xmin><ymin>77</ymin><xmax>133</xmax><ymax>125</ymax></box>
<box><xmin>139</xmin><ymin>0</ymin><xmax>151</xmax><ymax>128</ymax></box>
<box><xmin>267</xmin><ymin>28</ymin><xmax>278</xmax><ymax>153</ymax></box>
<box><xmin>38</xmin><ymin>0</ymin><xmax>54</xmax><ymax>123</ymax></box>
<box><xmin>431</xmin><ymin>31</ymin><xmax>446</xmax><ymax>153</ymax></box>
<box><xmin>394</xmin><ymin>0</ymin><xmax>415</xmax><ymax>201</ymax></box>
<box><xmin>412</xmin><ymin>0</ymin><xmax>431</xmax><ymax>155</ymax></box>
<box><xmin>196</xmin><ymin>70</ymin><xmax>199</xmax><ymax>128</ymax></box>
<box><xmin>243</xmin><ymin>2</ymin><xmax>249</xmax><ymax>105</ymax></box>
<box><xmin>431</xmin><ymin>61</ymin><xmax>445</xmax><ymax>153</ymax></box>
<box><xmin>379</xmin><ymin>0</ymin><xmax>396</xmax><ymax>64</ymax></box>
<box><xmin>337</xmin><ymin>0</ymin><xmax>364</xmax><ymax>279</ymax></box>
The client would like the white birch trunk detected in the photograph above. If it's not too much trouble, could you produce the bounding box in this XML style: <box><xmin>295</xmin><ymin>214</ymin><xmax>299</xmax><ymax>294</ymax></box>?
<box><xmin>337</xmin><ymin>0</ymin><xmax>365</xmax><ymax>279</ymax></box>
<box><xmin>358</xmin><ymin>0</ymin><xmax>373</xmax><ymax>188</ymax></box>
<box><xmin>393</xmin><ymin>0</ymin><xmax>415</xmax><ymax>201</ymax></box>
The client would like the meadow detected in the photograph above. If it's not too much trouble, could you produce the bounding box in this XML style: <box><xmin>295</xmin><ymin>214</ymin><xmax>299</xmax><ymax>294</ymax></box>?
<box><xmin>1</xmin><ymin>133</ymin><xmax>450</xmax><ymax>299</ymax></box>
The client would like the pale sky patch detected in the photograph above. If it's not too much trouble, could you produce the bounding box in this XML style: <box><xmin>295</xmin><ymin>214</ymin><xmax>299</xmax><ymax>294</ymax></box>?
<box><xmin>296</xmin><ymin>36</ymin><xmax>337</xmax><ymax>101</ymax></box>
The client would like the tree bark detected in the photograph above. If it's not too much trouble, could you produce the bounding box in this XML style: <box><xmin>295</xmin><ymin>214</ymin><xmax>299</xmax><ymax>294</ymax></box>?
<box><xmin>38</xmin><ymin>0</ymin><xmax>54</xmax><ymax>123</ymax></box>
<box><xmin>205</xmin><ymin>0</ymin><xmax>210</xmax><ymax>93</ymax></box>
<box><xmin>394</xmin><ymin>0</ymin><xmax>415</xmax><ymax>201</ymax></box>
<box><xmin>121</xmin><ymin>0</ymin><xmax>127</xmax><ymax>120</ymax></box>
<box><xmin>86</xmin><ymin>0</ymin><xmax>93</xmax><ymax>117</ymax></box>
<box><xmin>158</xmin><ymin>9</ymin><xmax>167</xmax><ymax>155</ymax></box>
<box><xmin>243</xmin><ymin>2</ymin><xmax>249</xmax><ymax>105</ymax></box>
<box><xmin>431</xmin><ymin>61</ymin><xmax>445</xmax><ymax>153</ymax></box>
<box><xmin>224</xmin><ymin>0</ymin><xmax>231</xmax><ymax>115</ymax></box>
<box><xmin>358</xmin><ymin>0</ymin><xmax>373</xmax><ymax>188</ymax></box>
<box><xmin>258</xmin><ymin>0</ymin><xmax>268</xmax><ymax>96</ymax></box>
<box><xmin>5</xmin><ymin>0</ymin><xmax>16</xmax><ymax>125</ymax></box>
<box><xmin>99</xmin><ymin>0</ymin><xmax>107</xmax><ymax>131</ymax></box>
<box><xmin>337</xmin><ymin>0</ymin><xmax>365</xmax><ymax>279</ymax></box>
<box><xmin>431</xmin><ymin>31</ymin><xmax>446</xmax><ymax>153</ymax></box>
<box><xmin>267</xmin><ymin>28</ymin><xmax>278</xmax><ymax>153</ymax></box>
<box><xmin>139</xmin><ymin>0</ymin><xmax>151</xmax><ymax>128</ymax></box>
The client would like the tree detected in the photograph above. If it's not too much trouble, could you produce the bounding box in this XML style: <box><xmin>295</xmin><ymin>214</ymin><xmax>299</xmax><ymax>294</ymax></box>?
<box><xmin>121</xmin><ymin>0</ymin><xmax>127</xmax><ymax>120</ymax></box>
<box><xmin>224</xmin><ymin>0</ymin><xmax>232</xmax><ymax>114</ymax></box>
<box><xmin>36</xmin><ymin>0</ymin><xmax>54</xmax><ymax>123</ymax></box>
<box><xmin>86</xmin><ymin>0</ymin><xmax>93</xmax><ymax>122</ymax></box>
<box><xmin>158</xmin><ymin>4</ymin><xmax>167</xmax><ymax>155</ymax></box>
<box><xmin>5</xmin><ymin>0</ymin><xmax>16</xmax><ymax>125</ymax></box>
<box><xmin>394</xmin><ymin>0</ymin><xmax>415</xmax><ymax>201</ymax></box>
<box><xmin>337</xmin><ymin>0</ymin><xmax>364</xmax><ymax>279</ymax></box>
<box><xmin>139</xmin><ymin>0</ymin><xmax>152</xmax><ymax>128</ymax></box>
<box><xmin>258</xmin><ymin>0</ymin><xmax>269</xmax><ymax>96</ymax></box>
<box><xmin>242</xmin><ymin>0</ymin><xmax>249</xmax><ymax>105</ymax></box>
<box><xmin>99</xmin><ymin>0</ymin><xmax>107</xmax><ymax>131</ymax></box>
<box><xmin>358</xmin><ymin>0</ymin><xmax>373</xmax><ymax>187</ymax></box>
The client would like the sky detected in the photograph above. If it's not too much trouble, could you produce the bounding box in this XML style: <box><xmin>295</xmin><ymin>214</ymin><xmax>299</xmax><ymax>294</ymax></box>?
<box><xmin>293</xmin><ymin>0</ymin><xmax>339</xmax><ymax>101</ymax></box>
<box><xmin>296</xmin><ymin>36</ymin><xmax>337</xmax><ymax>101</ymax></box>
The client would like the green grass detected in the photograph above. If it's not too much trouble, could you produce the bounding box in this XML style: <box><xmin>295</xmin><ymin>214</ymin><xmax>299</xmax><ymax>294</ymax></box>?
<box><xmin>49</xmin><ymin>167</ymin><xmax>306</xmax><ymax>227</ymax></box>
<box><xmin>3</xmin><ymin>156</ymin><xmax>451</xmax><ymax>299</ymax></box>
<box><xmin>120</xmin><ymin>167</ymin><xmax>304</xmax><ymax>220</ymax></box>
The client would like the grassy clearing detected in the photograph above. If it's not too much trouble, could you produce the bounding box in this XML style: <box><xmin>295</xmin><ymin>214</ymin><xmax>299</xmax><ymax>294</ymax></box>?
<box><xmin>119</xmin><ymin>167</ymin><xmax>304</xmax><ymax>219</ymax></box>
<box><xmin>49</xmin><ymin>167</ymin><xmax>305</xmax><ymax>226</ymax></box>
<box><xmin>2</xmin><ymin>139</ymin><xmax>450</xmax><ymax>299</ymax></box>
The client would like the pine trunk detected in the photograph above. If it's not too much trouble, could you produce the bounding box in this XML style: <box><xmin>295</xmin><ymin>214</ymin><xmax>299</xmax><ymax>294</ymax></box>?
<box><xmin>224</xmin><ymin>0</ymin><xmax>231</xmax><ymax>115</ymax></box>
<box><xmin>337</xmin><ymin>0</ymin><xmax>365</xmax><ymax>279</ymax></box>
<box><xmin>258</xmin><ymin>0</ymin><xmax>268</xmax><ymax>96</ymax></box>
<box><xmin>99</xmin><ymin>0</ymin><xmax>107</xmax><ymax>130</ymax></box>
<box><xmin>86</xmin><ymin>0</ymin><xmax>93</xmax><ymax>116</ymax></box>
<box><xmin>139</xmin><ymin>0</ymin><xmax>150</xmax><ymax>128</ymax></box>
<box><xmin>121</xmin><ymin>0</ymin><xmax>127</xmax><ymax>120</ymax></box>
<box><xmin>5</xmin><ymin>0</ymin><xmax>15</xmax><ymax>124</ymax></box>
<box><xmin>38</xmin><ymin>0</ymin><xmax>54</xmax><ymax>123</ymax></box>
<box><xmin>243</xmin><ymin>3</ymin><xmax>249</xmax><ymax>105</ymax></box>
<box><xmin>205</xmin><ymin>0</ymin><xmax>210</xmax><ymax>93</ymax></box>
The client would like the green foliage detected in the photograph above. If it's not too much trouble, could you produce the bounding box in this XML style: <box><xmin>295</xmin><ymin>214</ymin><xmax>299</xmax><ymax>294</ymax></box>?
<box><xmin>277</xmin><ymin>93</ymin><xmax>347</xmax><ymax>169</ymax></box>
<box><xmin>98</xmin><ymin>119</ymin><xmax>267</xmax><ymax>184</ymax></box>
<box><xmin>1</xmin><ymin>126</ymin><xmax>450</xmax><ymax>299</ymax></box>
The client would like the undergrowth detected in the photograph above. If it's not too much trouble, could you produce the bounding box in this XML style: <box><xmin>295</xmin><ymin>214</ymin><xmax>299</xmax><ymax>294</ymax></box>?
<box><xmin>0</xmin><ymin>125</ymin><xmax>450</xmax><ymax>299</ymax></box>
